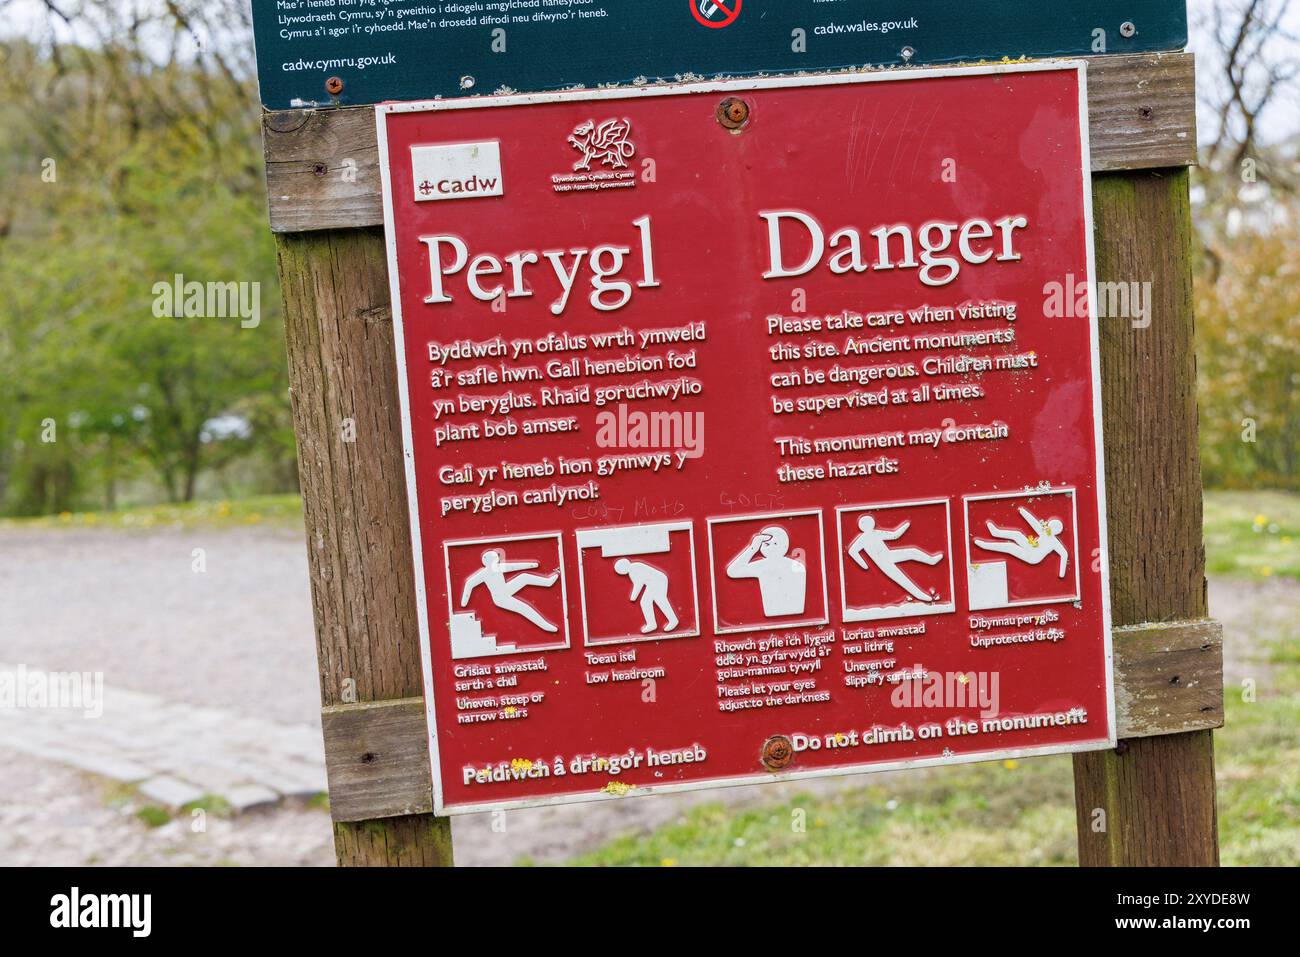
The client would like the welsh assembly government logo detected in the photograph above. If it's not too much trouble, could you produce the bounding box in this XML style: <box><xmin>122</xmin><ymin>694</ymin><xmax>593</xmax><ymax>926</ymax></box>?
<box><xmin>568</xmin><ymin>119</ymin><xmax>635</xmax><ymax>171</ymax></box>
<box><xmin>554</xmin><ymin>119</ymin><xmax>638</xmax><ymax>195</ymax></box>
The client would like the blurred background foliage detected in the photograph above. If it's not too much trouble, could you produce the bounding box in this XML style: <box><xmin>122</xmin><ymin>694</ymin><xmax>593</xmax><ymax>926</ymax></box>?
<box><xmin>0</xmin><ymin>0</ymin><xmax>293</xmax><ymax>516</ymax></box>
<box><xmin>1192</xmin><ymin>0</ymin><xmax>1299</xmax><ymax>491</ymax></box>
<box><xmin>1196</xmin><ymin>224</ymin><xmax>1300</xmax><ymax>489</ymax></box>
<box><xmin>0</xmin><ymin>0</ymin><xmax>1295</xmax><ymax>518</ymax></box>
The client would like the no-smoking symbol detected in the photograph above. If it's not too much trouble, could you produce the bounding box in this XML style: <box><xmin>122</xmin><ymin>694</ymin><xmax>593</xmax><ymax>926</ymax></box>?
<box><xmin>692</xmin><ymin>0</ymin><xmax>742</xmax><ymax>29</ymax></box>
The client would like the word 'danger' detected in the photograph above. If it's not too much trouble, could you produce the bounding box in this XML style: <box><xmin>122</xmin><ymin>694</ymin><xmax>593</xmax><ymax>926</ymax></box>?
<box><xmin>378</xmin><ymin>63</ymin><xmax>1115</xmax><ymax>815</ymax></box>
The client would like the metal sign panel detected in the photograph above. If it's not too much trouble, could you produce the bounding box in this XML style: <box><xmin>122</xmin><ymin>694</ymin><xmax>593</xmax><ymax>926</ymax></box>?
<box><xmin>255</xmin><ymin>0</ymin><xmax>1187</xmax><ymax>109</ymax></box>
<box><xmin>378</xmin><ymin>62</ymin><xmax>1115</xmax><ymax>814</ymax></box>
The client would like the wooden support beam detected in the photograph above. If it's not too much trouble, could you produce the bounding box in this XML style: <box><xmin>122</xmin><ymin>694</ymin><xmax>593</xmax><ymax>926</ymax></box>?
<box><xmin>1111</xmin><ymin>619</ymin><xmax>1223</xmax><ymax>738</ymax></box>
<box><xmin>1085</xmin><ymin>52</ymin><xmax>1198</xmax><ymax>172</ymax></box>
<box><xmin>321</xmin><ymin>697</ymin><xmax>430</xmax><ymax>823</ymax></box>
<box><xmin>262</xmin><ymin>52</ymin><xmax>1196</xmax><ymax>233</ymax></box>
<box><xmin>318</xmin><ymin>619</ymin><xmax>1222</xmax><ymax>824</ymax></box>
<box><xmin>333</xmin><ymin>815</ymin><xmax>454</xmax><ymax>868</ymax></box>
<box><xmin>276</xmin><ymin>227</ymin><xmax>451</xmax><ymax>866</ymax></box>
<box><xmin>1072</xmin><ymin>169</ymin><xmax>1219</xmax><ymax>867</ymax></box>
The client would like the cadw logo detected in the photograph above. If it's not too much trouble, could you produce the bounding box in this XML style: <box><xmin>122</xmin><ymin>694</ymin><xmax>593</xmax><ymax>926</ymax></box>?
<box><xmin>50</xmin><ymin>887</ymin><xmax>151</xmax><ymax>938</ymax></box>
<box><xmin>411</xmin><ymin>141</ymin><xmax>504</xmax><ymax>203</ymax></box>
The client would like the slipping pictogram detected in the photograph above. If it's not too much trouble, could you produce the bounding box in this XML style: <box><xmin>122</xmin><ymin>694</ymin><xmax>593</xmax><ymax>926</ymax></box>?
<box><xmin>837</xmin><ymin>499</ymin><xmax>956</xmax><ymax>622</ymax></box>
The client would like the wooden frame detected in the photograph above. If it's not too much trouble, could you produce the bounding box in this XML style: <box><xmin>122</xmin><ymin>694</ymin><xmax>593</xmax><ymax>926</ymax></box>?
<box><xmin>264</xmin><ymin>53</ymin><xmax>1196</xmax><ymax>234</ymax></box>
<box><xmin>266</xmin><ymin>50</ymin><xmax>1219</xmax><ymax>866</ymax></box>
<box><xmin>319</xmin><ymin>619</ymin><xmax>1222</xmax><ymax>824</ymax></box>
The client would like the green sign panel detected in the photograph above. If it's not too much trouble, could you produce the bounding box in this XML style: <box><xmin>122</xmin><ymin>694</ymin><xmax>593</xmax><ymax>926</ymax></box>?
<box><xmin>253</xmin><ymin>0</ymin><xmax>1187</xmax><ymax>110</ymax></box>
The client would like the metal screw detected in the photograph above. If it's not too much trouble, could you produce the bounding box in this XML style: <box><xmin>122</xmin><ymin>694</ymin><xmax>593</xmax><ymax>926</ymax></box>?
<box><xmin>900</xmin><ymin>46</ymin><xmax>915</xmax><ymax>61</ymax></box>
<box><xmin>1120</xmin><ymin>21</ymin><xmax>1137</xmax><ymax>38</ymax></box>
<box><xmin>325</xmin><ymin>76</ymin><xmax>344</xmax><ymax>95</ymax></box>
<box><xmin>761</xmin><ymin>735</ymin><xmax>794</xmax><ymax>771</ymax></box>
<box><xmin>312</xmin><ymin>163</ymin><xmax>328</xmax><ymax>177</ymax></box>
<box><xmin>460</xmin><ymin>75</ymin><xmax>476</xmax><ymax>90</ymax></box>
<box><xmin>716</xmin><ymin>96</ymin><xmax>751</xmax><ymax>130</ymax></box>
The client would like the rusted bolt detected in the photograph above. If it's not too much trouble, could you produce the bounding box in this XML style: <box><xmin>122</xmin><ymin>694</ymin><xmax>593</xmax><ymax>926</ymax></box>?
<box><xmin>325</xmin><ymin>76</ymin><xmax>344</xmax><ymax>96</ymax></box>
<box><xmin>1120</xmin><ymin>21</ymin><xmax>1137</xmax><ymax>38</ymax></box>
<box><xmin>761</xmin><ymin>735</ymin><xmax>794</xmax><ymax>771</ymax></box>
<box><xmin>717</xmin><ymin>97</ymin><xmax>751</xmax><ymax>130</ymax></box>
<box><xmin>312</xmin><ymin>162</ymin><xmax>328</xmax><ymax>177</ymax></box>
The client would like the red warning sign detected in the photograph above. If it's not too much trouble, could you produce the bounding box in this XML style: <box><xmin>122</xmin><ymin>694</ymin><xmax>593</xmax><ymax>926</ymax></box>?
<box><xmin>378</xmin><ymin>62</ymin><xmax>1114</xmax><ymax>814</ymax></box>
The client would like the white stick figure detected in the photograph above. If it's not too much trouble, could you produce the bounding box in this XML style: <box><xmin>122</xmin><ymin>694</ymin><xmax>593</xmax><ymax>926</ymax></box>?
<box><xmin>974</xmin><ymin>508</ymin><xmax>1069</xmax><ymax>578</ymax></box>
<box><xmin>461</xmin><ymin>549</ymin><xmax>560</xmax><ymax>632</ymax></box>
<box><xmin>847</xmin><ymin>515</ymin><xmax>943</xmax><ymax>603</ymax></box>
<box><xmin>726</xmin><ymin>525</ymin><xmax>807</xmax><ymax>617</ymax></box>
<box><xmin>614</xmin><ymin>559</ymin><xmax>679</xmax><ymax>634</ymax></box>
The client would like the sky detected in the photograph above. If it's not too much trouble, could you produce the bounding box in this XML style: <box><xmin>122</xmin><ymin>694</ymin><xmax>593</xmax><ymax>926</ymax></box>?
<box><xmin>1187</xmin><ymin>0</ymin><xmax>1300</xmax><ymax>146</ymax></box>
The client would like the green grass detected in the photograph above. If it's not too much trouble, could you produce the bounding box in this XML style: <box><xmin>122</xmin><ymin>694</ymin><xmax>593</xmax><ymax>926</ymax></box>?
<box><xmin>573</xmin><ymin>491</ymin><xmax>1300</xmax><ymax>867</ymax></box>
<box><xmin>575</xmin><ymin>643</ymin><xmax>1300</xmax><ymax>867</ymax></box>
<box><xmin>0</xmin><ymin>494</ymin><xmax>303</xmax><ymax>532</ymax></box>
<box><xmin>135</xmin><ymin>806</ymin><xmax>171</xmax><ymax>829</ymax></box>
<box><xmin>1216</xmin><ymin>629</ymin><xmax>1300</xmax><ymax>866</ymax></box>
<box><xmin>183</xmin><ymin>795</ymin><xmax>234</xmax><ymax>818</ymax></box>
<box><xmin>574</xmin><ymin>758</ymin><xmax>1079</xmax><ymax>867</ymax></box>
<box><xmin>1203</xmin><ymin>490</ymin><xmax>1300</xmax><ymax>579</ymax></box>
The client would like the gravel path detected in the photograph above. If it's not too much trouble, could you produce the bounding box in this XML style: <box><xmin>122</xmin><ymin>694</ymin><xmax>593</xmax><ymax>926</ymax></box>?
<box><xmin>0</xmin><ymin>524</ymin><xmax>1288</xmax><ymax>866</ymax></box>
<box><xmin>0</xmin><ymin>525</ymin><xmax>333</xmax><ymax>865</ymax></box>
<box><xmin>0</xmin><ymin>742</ymin><xmax>335</xmax><ymax>867</ymax></box>
<box><xmin>0</xmin><ymin>526</ymin><xmax>321</xmax><ymax>725</ymax></box>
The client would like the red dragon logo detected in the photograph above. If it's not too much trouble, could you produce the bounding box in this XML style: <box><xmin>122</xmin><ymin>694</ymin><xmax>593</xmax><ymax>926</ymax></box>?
<box><xmin>567</xmin><ymin>119</ymin><xmax>636</xmax><ymax>172</ymax></box>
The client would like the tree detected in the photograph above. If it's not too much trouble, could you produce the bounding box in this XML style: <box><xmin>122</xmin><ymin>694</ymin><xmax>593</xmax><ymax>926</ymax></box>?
<box><xmin>1196</xmin><ymin>219</ymin><xmax>1300</xmax><ymax>490</ymax></box>
<box><xmin>1191</xmin><ymin>0</ymin><xmax>1299</xmax><ymax>490</ymax></box>
<box><xmin>0</xmin><ymin>2</ymin><xmax>293</xmax><ymax>512</ymax></box>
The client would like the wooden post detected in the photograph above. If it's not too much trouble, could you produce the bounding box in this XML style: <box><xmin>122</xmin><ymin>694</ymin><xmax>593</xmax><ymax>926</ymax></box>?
<box><xmin>1072</xmin><ymin>170</ymin><xmax>1219</xmax><ymax>866</ymax></box>
<box><xmin>276</xmin><ymin>228</ymin><xmax>453</xmax><ymax>866</ymax></box>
